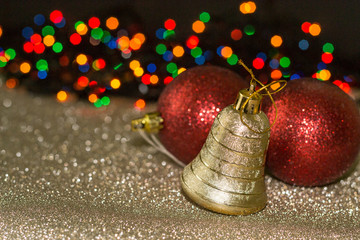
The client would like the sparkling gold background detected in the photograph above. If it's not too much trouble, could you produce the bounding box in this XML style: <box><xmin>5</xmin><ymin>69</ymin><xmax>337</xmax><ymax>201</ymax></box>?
<box><xmin>0</xmin><ymin>88</ymin><xmax>359</xmax><ymax>239</ymax></box>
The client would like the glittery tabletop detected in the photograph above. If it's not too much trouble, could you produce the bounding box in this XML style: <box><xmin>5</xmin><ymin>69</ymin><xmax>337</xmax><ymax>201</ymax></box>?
<box><xmin>0</xmin><ymin>87</ymin><xmax>359</xmax><ymax>239</ymax></box>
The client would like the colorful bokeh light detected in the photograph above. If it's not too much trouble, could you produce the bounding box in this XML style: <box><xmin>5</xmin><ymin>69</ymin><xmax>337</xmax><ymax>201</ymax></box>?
<box><xmin>199</xmin><ymin>12</ymin><xmax>210</xmax><ymax>23</ymax></box>
<box><xmin>271</xmin><ymin>35</ymin><xmax>283</xmax><ymax>47</ymax></box>
<box><xmin>57</xmin><ymin>90</ymin><xmax>68</xmax><ymax>102</ymax></box>
<box><xmin>164</xmin><ymin>19</ymin><xmax>176</xmax><ymax>30</ymax></box>
<box><xmin>106</xmin><ymin>17</ymin><xmax>119</xmax><ymax>30</ymax></box>
<box><xmin>239</xmin><ymin>1</ymin><xmax>257</xmax><ymax>14</ymax></box>
<box><xmin>110</xmin><ymin>78</ymin><xmax>121</xmax><ymax>89</ymax></box>
<box><xmin>231</xmin><ymin>29</ymin><xmax>242</xmax><ymax>41</ymax></box>
<box><xmin>192</xmin><ymin>20</ymin><xmax>205</xmax><ymax>34</ymax></box>
<box><xmin>135</xmin><ymin>99</ymin><xmax>146</xmax><ymax>110</ymax></box>
<box><xmin>309</xmin><ymin>23</ymin><xmax>321</xmax><ymax>36</ymax></box>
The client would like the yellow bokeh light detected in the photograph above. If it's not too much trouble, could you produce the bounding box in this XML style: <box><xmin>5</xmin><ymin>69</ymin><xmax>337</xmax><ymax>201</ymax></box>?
<box><xmin>129</xmin><ymin>60</ymin><xmax>140</xmax><ymax>70</ymax></box>
<box><xmin>221</xmin><ymin>46</ymin><xmax>233</xmax><ymax>58</ymax></box>
<box><xmin>133</xmin><ymin>33</ymin><xmax>146</xmax><ymax>44</ymax></box>
<box><xmin>106</xmin><ymin>17</ymin><xmax>119</xmax><ymax>30</ymax></box>
<box><xmin>118</xmin><ymin>36</ymin><xmax>130</xmax><ymax>51</ymax></box>
<box><xmin>178</xmin><ymin>67</ymin><xmax>186</xmax><ymax>74</ymax></box>
<box><xmin>130</xmin><ymin>38</ymin><xmax>142</xmax><ymax>50</ymax></box>
<box><xmin>270</xmin><ymin>81</ymin><xmax>281</xmax><ymax>90</ymax></box>
<box><xmin>173</xmin><ymin>46</ymin><xmax>184</xmax><ymax>57</ymax></box>
<box><xmin>88</xmin><ymin>94</ymin><xmax>98</xmax><ymax>103</ymax></box>
<box><xmin>20</xmin><ymin>62</ymin><xmax>31</xmax><ymax>73</ymax></box>
<box><xmin>0</xmin><ymin>26</ymin><xmax>3</xmax><ymax>38</ymax></box>
<box><xmin>110</xmin><ymin>78</ymin><xmax>121</xmax><ymax>89</ymax></box>
<box><xmin>192</xmin><ymin>20</ymin><xmax>206</xmax><ymax>34</ymax></box>
<box><xmin>76</xmin><ymin>54</ymin><xmax>87</xmax><ymax>65</ymax></box>
<box><xmin>43</xmin><ymin>35</ymin><xmax>55</xmax><ymax>47</ymax></box>
<box><xmin>134</xmin><ymin>67</ymin><xmax>144</xmax><ymax>77</ymax></box>
<box><xmin>76</xmin><ymin>24</ymin><xmax>88</xmax><ymax>35</ymax></box>
<box><xmin>240</xmin><ymin>1</ymin><xmax>256</xmax><ymax>14</ymax></box>
<box><xmin>271</xmin><ymin>35</ymin><xmax>283</xmax><ymax>47</ymax></box>
<box><xmin>150</xmin><ymin>75</ymin><xmax>159</xmax><ymax>84</ymax></box>
<box><xmin>319</xmin><ymin>69</ymin><xmax>331</xmax><ymax>80</ymax></box>
<box><xmin>57</xmin><ymin>91</ymin><xmax>68</xmax><ymax>102</ymax></box>
<box><xmin>309</xmin><ymin>23</ymin><xmax>321</xmax><ymax>36</ymax></box>
<box><xmin>0</xmin><ymin>56</ymin><xmax>8</xmax><ymax>63</ymax></box>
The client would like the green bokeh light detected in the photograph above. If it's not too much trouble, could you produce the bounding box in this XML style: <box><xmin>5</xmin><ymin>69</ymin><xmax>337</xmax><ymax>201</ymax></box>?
<box><xmin>199</xmin><ymin>12</ymin><xmax>210</xmax><ymax>23</ymax></box>
<box><xmin>166</xmin><ymin>62</ymin><xmax>177</xmax><ymax>73</ymax></box>
<box><xmin>101</xmin><ymin>96</ymin><xmax>110</xmax><ymax>106</ymax></box>
<box><xmin>163</xmin><ymin>30</ymin><xmax>175</xmax><ymax>40</ymax></box>
<box><xmin>36</xmin><ymin>59</ymin><xmax>48</xmax><ymax>71</ymax></box>
<box><xmin>5</xmin><ymin>48</ymin><xmax>16</xmax><ymax>60</ymax></box>
<box><xmin>191</xmin><ymin>47</ymin><xmax>202</xmax><ymax>58</ymax></box>
<box><xmin>227</xmin><ymin>54</ymin><xmax>239</xmax><ymax>65</ymax></box>
<box><xmin>244</xmin><ymin>25</ymin><xmax>255</xmax><ymax>36</ymax></box>
<box><xmin>156</xmin><ymin>44</ymin><xmax>167</xmax><ymax>55</ymax></box>
<box><xmin>322</xmin><ymin>42</ymin><xmax>334</xmax><ymax>53</ymax></box>
<box><xmin>94</xmin><ymin>99</ymin><xmax>102</xmax><ymax>108</ymax></box>
<box><xmin>280</xmin><ymin>57</ymin><xmax>291</xmax><ymax>68</ymax></box>
<box><xmin>42</xmin><ymin>25</ymin><xmax>55</xmax><ymax>36</ymax></box>
<box><xmin>52</xmin><ymin>42</ymin><xmax>63</xmax><ymax>53</ymax></box>
<box><xmin>91</xmin><ymin>28</ymin><xmax>104</xmax><ymax>40</ymax></box>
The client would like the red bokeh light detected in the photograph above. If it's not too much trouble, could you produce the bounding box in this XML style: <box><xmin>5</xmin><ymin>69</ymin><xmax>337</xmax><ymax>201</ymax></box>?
<box><xmin>30</xmin><ymin>34</ymin><xmax>42</xmax><ymax>45</ymax></box>
<box><xmin>253</xmin><ymin>57</ymin><xmax>265</xmax><ymax>69</ymax></box>
<box><xmin>301</xmin><ymin>22</ymin><xmax>311</xmax><ymax>33</ymax></box>
<box><xmin>50</xmin><ymin>10</ymin><xmax>63</xmax><ymax>24</ymax></box>
<box><xmin>77</xmin><ymin>76</ymin><xmax>89</xmax><ymax>87</ymax></box>
<box><xmin>141</xmin><ymin>74</ymin><xmax>151</xmax><ymax>85</ymax></box>
<box><xmin>88</xmin><ymin>17</ymin><xmax>100</xmax><ymax>29</ymax></box>
<box><xmin>23</xmin><ymin>42</ymin><xmax>34</xmax><ymax>53</ymax></box>
<box><xmin>70</xmin><ymin>33</ymin><xmax>82</xmax><ymax>45</ymax></box>
<box><xmin>34</xmin><ymin>43</ymin><xmax>45</xmax><ymax>54</ymax></box>
<box><xmin>164</xmin><ymin>19</ymin><xmax>176</xmax><ymax>30</ymax></box>
<box><xmin>164</xmin><ymin>76</ymin><xmax>173</xmax><ymax>85</ymax></box>
<box><xmin>321</xmin><ymin>53</ymin><xmax>333</xmax><ymax>64</ymax></box>
<box><xmin>186</xmin><ymin>35</ymin><xmax>199</xmax><ymax>49</ymax></box>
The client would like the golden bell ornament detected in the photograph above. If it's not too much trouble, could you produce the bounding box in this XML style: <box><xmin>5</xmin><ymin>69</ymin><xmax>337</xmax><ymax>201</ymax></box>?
<box><xmin>180</xmin><ymin>82</ymin><xmax>270</xmax><ymax>215</ymax></box>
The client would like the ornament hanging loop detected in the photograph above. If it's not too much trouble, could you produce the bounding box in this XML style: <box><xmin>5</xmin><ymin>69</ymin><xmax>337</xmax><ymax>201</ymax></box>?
<box><xmin>237</xmin><ymin>60</ymin><xmax>287</xmax><ymax>134</ymax></box>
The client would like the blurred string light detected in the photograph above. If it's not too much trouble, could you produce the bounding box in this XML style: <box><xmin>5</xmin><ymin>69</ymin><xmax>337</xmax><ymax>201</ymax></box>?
<box><xmin>231</xmin><ymin>29</ymin><xmax>242</xmax><ymax>41</ymax></box>
<box><xmin>333</xmin><ymin>80</ymin><xmax>350</xmax><ymax>93</ymax></box>
<box><xmin>239</xmin><ymin>1</ymin><xmax>256</xmax><ymax>14</ymax></box>
<box><xmin>271</xmin><ymin>35</ymin><xmax>283</xmax><ymax>47</ymax></box>
<box><xmin>244</xmin><ymin>24</ymin><xmax>255</xmax><ymax>35</ymax></box>
<box><xmin>20</xmin><ymin>62</ymin><xmax>31</xmax><ymax>73</ymax></box>
<box><xmin>135</xmin><ymin>99</ymin><xmax>146</xmax><ymax>110</ymax></box>
<box><xmin>0</xmin><ymin>7</ymin><xmax>355</xmax><ymax>108</ymax></box>
<box><xmin>6</xmin><ymin>78</ymin><xmax>18</xmax><ymax>88</ymax></box>
<box><xmin>57</xmin><ymin>90</ymin><xmax>68</xmax><ymax>102</ymax></box>
<box><xmin>302</xmin><ymin>21</ymin><xmax>321</xmax><ymax>36</ymax></box>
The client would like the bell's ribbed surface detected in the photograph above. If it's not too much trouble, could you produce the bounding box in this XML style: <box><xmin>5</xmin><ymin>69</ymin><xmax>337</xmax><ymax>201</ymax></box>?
<box><xmin>181</xmin><ymin>105</ymin><xmax>270</xmax><ymax>215</ymax></box>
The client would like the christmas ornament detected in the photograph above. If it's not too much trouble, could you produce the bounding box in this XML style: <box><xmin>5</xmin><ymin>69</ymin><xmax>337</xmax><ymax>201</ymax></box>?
<box><xmin>181</xmin><ymin>61</ymin><xmax>286</xmax><ymax>215</ymax></box>
<box><xmin>263</xmin><ymin>78</ymin><xmax>360</xmax><ymax>186</ymax></box>
<box><xmin>132</xmin><ymin>65</ymin><xmax>248</xmax><ymax>164</ymax></box>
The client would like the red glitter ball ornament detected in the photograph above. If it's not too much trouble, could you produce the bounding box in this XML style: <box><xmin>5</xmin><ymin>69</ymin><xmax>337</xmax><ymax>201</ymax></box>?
<box><xmin>263</xmin><ymin>78</ymin><xmax>360</xmax><ymax>186</ymax></box>
<box><xmin>157</xmin><ymin>65</ymin><xmax>248</xmax><ymax>164</ymax></box>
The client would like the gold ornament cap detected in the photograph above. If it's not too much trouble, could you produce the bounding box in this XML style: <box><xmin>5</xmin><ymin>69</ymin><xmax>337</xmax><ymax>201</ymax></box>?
<box><xmin>131</xmin><ymin>112</ymin><xmax>164</xmax><ymax>133</ymax></box>
<box><xmin>234</xmin><ymin>82</ymin><xmax>262</xmax><ymax>114</ymax></box>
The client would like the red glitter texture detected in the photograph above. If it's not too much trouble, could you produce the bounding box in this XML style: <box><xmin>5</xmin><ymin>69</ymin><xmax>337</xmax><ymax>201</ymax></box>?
<box><xmin>157</xmin><ymin>65</ymin><xmax>248</xmax><ymax>164</ymax></box>
<box><xmin>263</xmin><ymin>78</ymin><xmax>360</xmax><ymax>186</ymax></box>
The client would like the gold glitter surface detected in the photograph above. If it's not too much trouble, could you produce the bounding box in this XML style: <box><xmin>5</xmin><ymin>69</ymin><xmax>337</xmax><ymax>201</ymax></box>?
<box><xmin>0</xmin><ymin>88</ymin><xmax>359</xmax><ymax>239</ymax></box>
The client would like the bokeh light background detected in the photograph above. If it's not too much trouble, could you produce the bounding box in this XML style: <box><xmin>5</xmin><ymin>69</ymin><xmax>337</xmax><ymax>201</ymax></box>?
<box><xmin>0</xmin><ymin>0</ymin><xmax>359</xmax><ymax>110</ymax></box>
